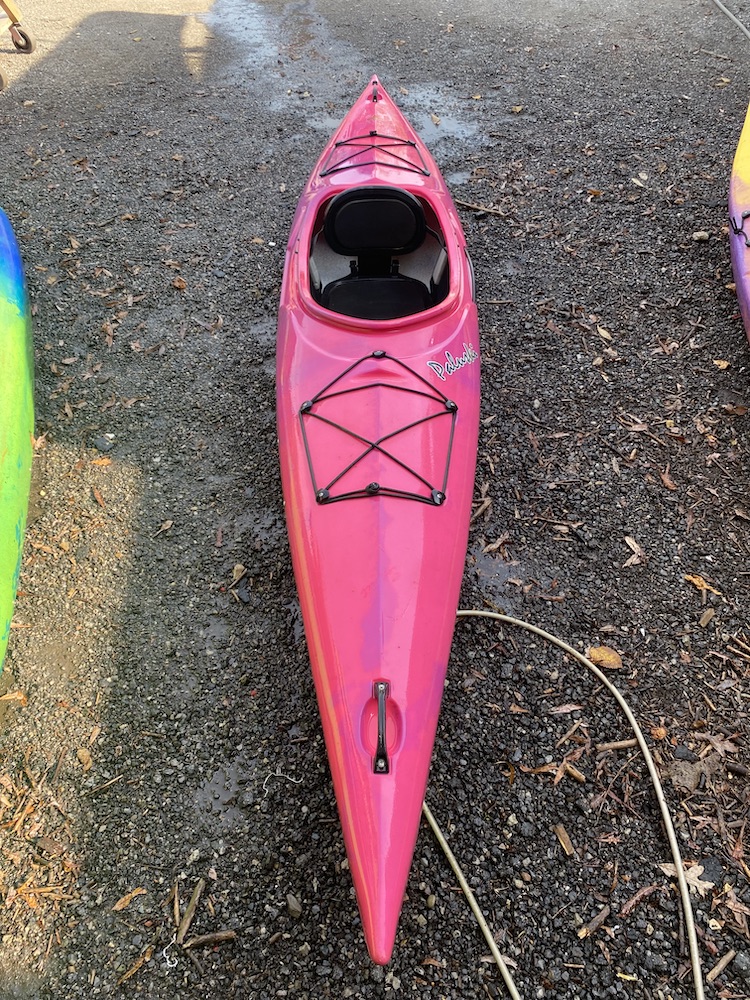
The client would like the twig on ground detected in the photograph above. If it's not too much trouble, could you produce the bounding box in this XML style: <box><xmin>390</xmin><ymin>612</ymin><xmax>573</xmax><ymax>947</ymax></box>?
<box><xmin>183</xmin><ymin>930</ymin><xmax>237</xmax><ymax>950</ymax></box>
<box><xmin>176</xmin><ymin>878</ymin><xmax>205</xmax><ymax>946</ymax></box>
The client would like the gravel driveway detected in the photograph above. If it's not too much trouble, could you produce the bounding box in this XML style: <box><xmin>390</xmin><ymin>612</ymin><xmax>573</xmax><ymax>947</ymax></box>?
<box><xmin>1</xmin><ymin>1</ymin><xmax>750</xmax><ymax>997</ymax></box>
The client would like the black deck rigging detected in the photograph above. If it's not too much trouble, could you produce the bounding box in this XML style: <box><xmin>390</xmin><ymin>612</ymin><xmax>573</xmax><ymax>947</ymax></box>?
<box><xmin>298</xmin><ymin>351</ymin><xmax>457</xmax><ymax>506</ymax></box>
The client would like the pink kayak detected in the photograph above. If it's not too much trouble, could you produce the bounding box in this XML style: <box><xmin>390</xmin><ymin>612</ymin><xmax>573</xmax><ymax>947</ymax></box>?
<box><xmin>730</xmin><ymin>102</ymin><xmax>750</xmax><ymax>341</ymax></box>
<box><xmin>276</xmin><ymin>76</ymin><xmax>480</xmax><ymax>964</ymax></box>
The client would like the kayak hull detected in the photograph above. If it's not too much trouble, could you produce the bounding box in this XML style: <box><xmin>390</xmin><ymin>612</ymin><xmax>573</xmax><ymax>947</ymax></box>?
<box><xmin>276</xmin><ymin>78</ymin><xmax>479</xmax><ymax>964</ymax></box>
<box><xmin>729</xmin><ymin>102</ymin><xmax>750</xmax><ymax>341</ymax></box>
<box><xmin>0</xmin><ymin>208</ymin><xmax>33</xmax><ymax>672</ymax></box>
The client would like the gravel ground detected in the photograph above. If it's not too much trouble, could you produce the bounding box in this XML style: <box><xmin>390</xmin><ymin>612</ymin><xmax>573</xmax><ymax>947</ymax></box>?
<box><xmin>1</xmin><ymin>0</ymin><xmax>750</xmax><ymax>997</ymax></box>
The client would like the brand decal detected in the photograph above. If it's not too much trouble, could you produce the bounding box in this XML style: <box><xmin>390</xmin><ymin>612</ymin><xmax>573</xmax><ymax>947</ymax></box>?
<box><xmin>427</xmin><ymin>343</ymin><xmax>479</xmax><ymax>382</ymax></box>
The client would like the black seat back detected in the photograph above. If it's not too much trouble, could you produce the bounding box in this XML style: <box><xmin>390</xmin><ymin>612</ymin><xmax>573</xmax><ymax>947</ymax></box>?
<box><xmin>324</xmin><ymin>187</ymin><xmax>426</xmax><ymax>272</ymax></box>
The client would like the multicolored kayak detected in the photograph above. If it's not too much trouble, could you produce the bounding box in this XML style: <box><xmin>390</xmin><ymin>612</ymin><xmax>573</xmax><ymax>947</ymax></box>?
<box><xmin>0</xmin><ymin>208</ymin><xmax>33</xmax><ymax>672</ymax></box>
<box><xmin>729</xmin><ymin>102</ymin><xmax>750</xmax><ymax>341</ymax></box>
<box><xmin>276</xmin><ymin>77</ymin><xmax>480</xmax><ymax>963</ymax></box>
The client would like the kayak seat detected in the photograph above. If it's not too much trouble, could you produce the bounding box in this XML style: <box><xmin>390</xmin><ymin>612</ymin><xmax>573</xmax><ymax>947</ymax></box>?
<box><xmin>322</xmin><ymin>274</ymin><xmax>432</xmax><ymax>320</ymax></box>
<box><xmin>319</xmin><ymin>187</ymin><xmax>433</xmax><ymax>319</ymax></box>
<box><xmin>324</xmin><ymin>186</ymin><xmax>427</xmax><ymax>263</ymax></box>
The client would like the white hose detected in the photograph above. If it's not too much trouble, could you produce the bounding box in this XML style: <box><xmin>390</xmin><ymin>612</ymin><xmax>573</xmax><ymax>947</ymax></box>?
<box><xmin>423</xmin><ymin>609</ymin><xmax>705</xmax><ymax>1000</ymax></box>
<box><xmin>708</xmin><ymin>0</ymin><xmax>750</xmax><ymax>43</ymax></box>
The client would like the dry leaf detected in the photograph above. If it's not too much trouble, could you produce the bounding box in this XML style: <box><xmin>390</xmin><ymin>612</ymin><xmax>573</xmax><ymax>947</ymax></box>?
<box><xmin>113</xmin><ymin>887</ymin><xmax>147</xmax><ymax>911</ymax></box>
<box><xmin>684</xmin><ymin>573</ymin><xmax>722</xmax><ymax>596</ymax></box>
<box><xmin>659</xmin><ymin>863</ymin><xmax>714</xmax><ymax>897</ymax></box>
<box><xmin>713</xmin><ymin>359</ymin><xmax>730</xmax><ymax>370</ymax></box>
<box><xmin>587</xmin><ymin>645</ymin><xmax>623</xmax><ymax>670</ymax></box>
<box><xmin>172</xmin><ymin>276</ymin><xmax>187</xmax><ymax>290</ymax></box>
<box><xmin>76</xmin><ymin>748</ymin><xmax>92</xmax><ymax>772</ymax></box>
<box><xmin>623</xmin><ymin>536</ymin><xmax>647</xmax><ymax>567</ymax></box>
<box><xmin>701</xmin><ymin>733</ymin><xmax>739</xmax><ymax>756</ymax></box>
<box><xmin>667</xmin><ymin>755</ymin><xmax>721</xmax><ymax>794</ymax></box>
<box><xmin>0</xmin><ymin>690</ymin><xmax>28</xmax><ymax>706</ymax></box>
<box><xmin>519</xmin><ymin>762</ymin><xmax>558</xmax><ymax>775</ymax></box>
<box><xmin>430</xmin><ymin>113</ymin><xmax>441</xmax><ymax>126</ymax></box>
<box><xmin>116</xmin><ymin>945</ymin><xmax>154</xmax><ymax>985</ymax></box>
<box><xmin>659</xmin><ymin>465</ymin><xmax>677</xmax><ymax>491</ymax></box>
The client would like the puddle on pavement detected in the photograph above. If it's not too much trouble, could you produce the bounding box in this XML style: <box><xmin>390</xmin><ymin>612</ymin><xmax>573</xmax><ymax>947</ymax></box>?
<box><xmin>204</xmin><ymin>0</ymin><xmax>279</xmax><ymax>62</ymax></box>
<box><xmin>398</xmin><ymin>86</ymin><xmax>481</xmax><ymax>147</ymax></box>
<box><xmin>204</xmin><ymin>0</ymin><xmax>487</xmax><ymax>173</ymax></box>
<box><xmin>204</xmin><ymin>0</ymin><xmax>339</xmax><ymax>104</ymax></box>
<box><xmin>196</xmin><ymin>757</ymin><xmax>252</xmax><ymax>825</ymax></box>
<box><xmin>470</xmin><ymin>541</ymin><xmax>523</xmax><ymax>605</ymax></box>
<box><xmin>446</xmin><ymin>169</ymin><xmax>473</xmax><ymax>187</ymax></box>
<box><xmin>201</xmin><ymin>615</ymin><xmax>228</xmax><ymax>654</ymax></box>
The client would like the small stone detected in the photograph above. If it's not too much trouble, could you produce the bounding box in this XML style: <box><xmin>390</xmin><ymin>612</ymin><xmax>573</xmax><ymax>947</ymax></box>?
<box><xmin>733</xmin><ymin>951</ymin><xmax>750</xmax><ymax>982</ymax></box>
<box><xmin>286</xmin><ymin>893</ymin><xmax>302</xmax><ymax>918</ymax></box>
<box><xmin>692</xmin><ymin>231</ymin><xmax>710</xmax><ymax>241</ymax></box>
<box><xmin>426</xmin><ymin>894</ymin><xmax>436</xmax><ymax>909</ymax></box>
<box><xmin>94</xmin><ymin>435</ymin><xmax>115</xmax><ymax>452</ymax></box>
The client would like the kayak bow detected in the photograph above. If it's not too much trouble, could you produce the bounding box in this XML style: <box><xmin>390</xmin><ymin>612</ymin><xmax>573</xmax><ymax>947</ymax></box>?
<box><xmin>276</xmin><ymin>77</ymin><xmax>480</xmax><ymax>964</ymax></box>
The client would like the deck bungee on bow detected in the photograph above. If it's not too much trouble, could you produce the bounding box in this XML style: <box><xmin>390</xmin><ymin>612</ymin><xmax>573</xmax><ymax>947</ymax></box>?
<box><xmin>276</xmin><ymin>77</ymin><xmax>480</xmax><ymax>964</ymax></box>
<box><xmin>0</xmin><ymin>207</ymin><xmax>33</xmax><ymax>672</ymax></box>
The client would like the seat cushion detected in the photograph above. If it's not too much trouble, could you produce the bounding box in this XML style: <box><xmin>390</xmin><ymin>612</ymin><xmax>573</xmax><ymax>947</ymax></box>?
<box><xmin>322</xmin><ymin>275</ymin><xmax>432</xmax><ymax>320</ymax></box>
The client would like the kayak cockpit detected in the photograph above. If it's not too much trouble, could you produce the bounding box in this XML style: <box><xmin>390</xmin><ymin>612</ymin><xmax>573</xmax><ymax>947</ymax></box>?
<box><xmin>308</xmin><ymin>186</ymin><xmax>449</xmax><ymax>321</ymax></box>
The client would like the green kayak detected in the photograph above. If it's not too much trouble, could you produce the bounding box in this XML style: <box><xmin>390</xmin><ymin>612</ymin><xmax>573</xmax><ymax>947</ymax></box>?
<box><xmin>0</xmin><ymin>207</ymin><xmax>33</xmax><ymax>672</ymax></box>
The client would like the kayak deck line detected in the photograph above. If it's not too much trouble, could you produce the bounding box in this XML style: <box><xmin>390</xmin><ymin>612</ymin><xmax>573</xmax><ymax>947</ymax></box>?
<box><xmin>731</xmin><ymin>209</ymin><xmax>750</xmax><ymax>246</ymax></box>
<box><xmin>320</xmin><ymin>132</ymin><xmax>430</xmax><ymax>179</ymax></box>
<box><xmin>298</xmin><ymin>350</ymin><xmax>457</xmax><ymax>506</ymax></box>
